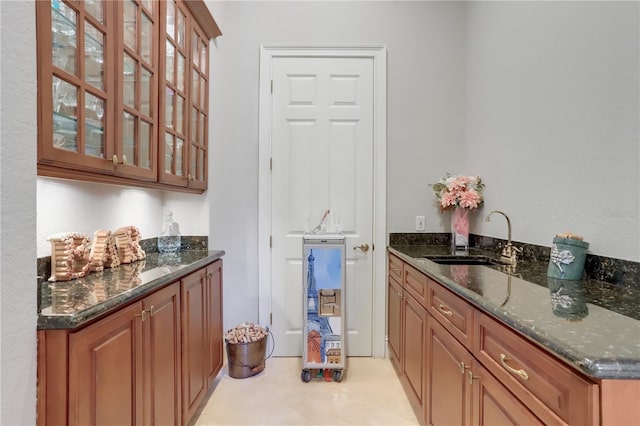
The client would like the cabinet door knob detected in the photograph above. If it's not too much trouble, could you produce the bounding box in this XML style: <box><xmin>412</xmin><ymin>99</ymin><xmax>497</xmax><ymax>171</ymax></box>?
<box><xmin>500</xmin><ymin>353</ymin><xmax>529</xmax><ymax>380</ymax></box>
<box><xmin>438</xmin><ymin>304</ymin><xmax>453</xmax><ymax>317</ymax></box>
<box><xmin>135</xmin><ymin>310</ymin><xmax>147</xmax><ymax>322</ymax></box>
<box><xmin>149</xmin><ymin>306</ymin><xmax>155</xmax><ymax>317</ymax></box>
<box><xmin>112</xmin><ymin>155</ymin><xmax>128</xmax><ymax>166</ymax></box>
<box><xmin>467</xmin><ymin>370</ymin><xmax>478</xmax><ymax>385</ymax></box>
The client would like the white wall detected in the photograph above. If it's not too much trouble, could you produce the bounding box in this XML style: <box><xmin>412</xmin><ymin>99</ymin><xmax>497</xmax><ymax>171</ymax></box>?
<box><xmin>37</xmin><ymin>178</ymin><xmax>211</xmax><ymax>257</ymax></box>
<box><xmin>1</xmin><ymin>2</ymin><xmax>38</xmax><ymax>424</ymax></box>
<box><xmin>207</xmin><ymin>0</ymin><xmax>467</xmax><ymax>330</ymax></box>
<box><xmin>465</xmin><ymin>1</ymin><xmax>639</xmax><ymax>261</ymax></box>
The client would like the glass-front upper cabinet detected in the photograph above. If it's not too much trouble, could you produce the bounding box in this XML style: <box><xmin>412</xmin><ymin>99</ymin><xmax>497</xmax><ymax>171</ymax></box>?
<box><xmin>37</xmin><ymin>0</ymin><xmax>220</xmax><ymax>192</ymax></box>
<box><xmin>38</xmin><ymin>0</ymin><xmax>115</xmax><ymax>173</ymax></box>
<box><xmin>188</xmin><ymin>22</ymin><xmax>209</xmax><ymax>191</ymax></box>
<box><xmin>114</xmin><ymin>0</ymin><xmax>159</xmax><ymax>181</ymax></box>
<box><xmin>159</xmin><ymin>0</ymin><xmax>190</xmax><ymax>187</ymax></box>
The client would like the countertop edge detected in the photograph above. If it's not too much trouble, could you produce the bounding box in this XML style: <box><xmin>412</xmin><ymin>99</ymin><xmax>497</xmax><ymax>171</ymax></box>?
<box><xmin>38</xmin><ymin>250</ymin><xmax>225</xmax><ymax>331</ymax></box>
<box><xmin>388</xmin><ymin>247</ymin><xmax>640</xmax><ymax>381</ymax></box>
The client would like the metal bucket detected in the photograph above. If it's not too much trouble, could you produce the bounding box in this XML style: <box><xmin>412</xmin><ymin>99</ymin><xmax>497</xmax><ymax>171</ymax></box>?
<box><xmin>226</xmin><ymin>336</ymin><xmax>267</xmax><ymax>379</ymax></box>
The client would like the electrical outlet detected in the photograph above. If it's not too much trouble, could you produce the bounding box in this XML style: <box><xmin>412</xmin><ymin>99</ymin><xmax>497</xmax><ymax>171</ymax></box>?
<box><xmin>416</xmin><ymin>216</ymin><xmax>426</xmax><ymax>231</ymax></box>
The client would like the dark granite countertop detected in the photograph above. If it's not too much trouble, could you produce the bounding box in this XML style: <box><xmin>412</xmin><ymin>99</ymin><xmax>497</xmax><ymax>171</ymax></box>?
<box><xmin>38</xmin><ymin>250</ymin><xmax>225</xmax><ymax>330</ymax></box>
<box><xmin>389</xmin><ymin>244</ymin><xmax>640</xmax><ymax>380</ymax></box>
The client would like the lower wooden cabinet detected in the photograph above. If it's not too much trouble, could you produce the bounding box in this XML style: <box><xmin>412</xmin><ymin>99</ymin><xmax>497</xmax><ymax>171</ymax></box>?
<box><xmin>402</xmin><ymin>292</ymin><xmax>428</xmax><ymax>416</ymax></box>
<box><xmin>473</xmin><ymin>362</ymin><xmax>544</xmax><ymax>426</ymax></box>
<box><xmin>37</xmin><ymin>259</ymin><xmax>223</xmax><ymax>426</ymax></box>
<box><xmin>387</xmin><ymin>274</ymin><xmax>403</xmax><ymax>372</ymax></box>
<box><xmin>68</xmin><ymin>301</ymin><xmax>143</xmax><ymax>425</ymax></box>
<box><xmin>386</xmin><ymin>252</ymin><xmax>618</xmax><ymax>426</ymax></box>
<box><xmin>425</xmin><ymin>316</ymin><xmax>473</xmax><ymax>426</ymax></box>
<box><xmin>181</xmin><ymin>259</ymin><xmax>224</xmax><ymax>424</ymax></box>
<box><xmin>143</xmin><ymin>283</ymin><xmax>183</xmax><ymax>425</ymax></box>
<box><xmin>206</xmin><ymin>261</ymin><xmax>224</xmax><ymax>387</ymax></box>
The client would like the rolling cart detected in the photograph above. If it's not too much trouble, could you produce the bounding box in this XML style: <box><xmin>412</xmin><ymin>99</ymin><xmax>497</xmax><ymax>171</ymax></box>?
<box><xmin>301</xmin><ymin>235</ymin><xmax>346</xmax><ymax>382</ymax></box>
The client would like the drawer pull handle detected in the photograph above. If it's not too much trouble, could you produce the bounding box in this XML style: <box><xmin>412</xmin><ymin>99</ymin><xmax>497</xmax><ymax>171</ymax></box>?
<box><xmin>438</xmin><ymin>304</ymin><xmax>453</xmax><ymax>317</ymax></box>
<box><xmin>500</xmin><ymin>353</ymin><xmax>529</xmax><ymax>380</ymax></box>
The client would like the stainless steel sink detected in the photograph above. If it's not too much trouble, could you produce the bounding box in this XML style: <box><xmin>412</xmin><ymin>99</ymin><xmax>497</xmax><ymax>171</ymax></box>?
<box><xmin>424</xmin><ymin>255</ymin><xmax>509</xmax><ymax>267</ymax></box>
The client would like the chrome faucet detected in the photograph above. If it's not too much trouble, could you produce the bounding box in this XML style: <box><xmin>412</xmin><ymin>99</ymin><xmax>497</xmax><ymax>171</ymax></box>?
<box><xmin>485</xmin><ymin>210</ymin><xmax>522</xmax><ymax>266</ymax></box>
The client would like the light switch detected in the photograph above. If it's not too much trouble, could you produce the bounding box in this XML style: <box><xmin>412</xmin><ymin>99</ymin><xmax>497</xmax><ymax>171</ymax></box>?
<box><xmin>416</xmin><ymin>216</ymin><xmax>426</xmax><ymax>231</ymax></box>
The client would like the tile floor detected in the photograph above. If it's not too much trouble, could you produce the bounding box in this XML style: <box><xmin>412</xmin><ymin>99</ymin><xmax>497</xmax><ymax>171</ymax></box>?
<box><xmin>194</xmin><ymin>357</ymin><xmax>419</xmax><ymax>425</ymax></box>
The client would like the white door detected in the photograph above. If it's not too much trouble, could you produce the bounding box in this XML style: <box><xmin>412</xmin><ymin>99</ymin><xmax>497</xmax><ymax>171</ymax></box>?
<box><xmin>269</xmin><ymin>56</ymin><xmax>374</xmax><ymax>356</ymax></box>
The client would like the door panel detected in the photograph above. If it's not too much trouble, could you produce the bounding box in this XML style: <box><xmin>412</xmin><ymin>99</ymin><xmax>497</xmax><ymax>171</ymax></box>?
<box><xmin>270</xmin><ymin>56</ymin><xmax>374</xmax><ymax>356</ymax></box>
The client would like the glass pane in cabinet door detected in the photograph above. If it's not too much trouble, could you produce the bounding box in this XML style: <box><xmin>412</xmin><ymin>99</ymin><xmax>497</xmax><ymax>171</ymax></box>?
<box><xmin>200</xmin><ymin>43</ymin><xmax>207</xmax><ymax>74</ymax></box>
<box><xmin>139</xmin><ymin>120</ymin><xmax>151</xmax><ymax>169</ymax></box>
<box><xmin>142</xmin><ymin>0</ymin><xmax>153</xmax><ymax>12</ymax></box>
<box><xmin>166</xmin><ymin>0</ymin><xmax>175</xmax><ymax>38</ymax></box>
<box><xmin>192</xmin><ymin>69</ymin><xmax>199</xmax><ymax>106</ymax></box>
<box><xmin>123</xmin><ymin>54</ymin><xmax>136</xmax><ymax>108</ymax></box>
<box><xmin>166</xmin><ymin>41</ymin><xmax>175</xmax><ymax>83</ymax></box>
<box><xmin>141</xmin><ymin>11</ymin><xmax>153</xmax><ymax>64</ymax></box>
<box><xmin>192</xmin><ymin>37</ymin><xmax>199</xmax><ymax>68</ymax></box>
<box><xmin>123</xmin><ymin>111</ymin><xmax>135</xmax><ymax>163</ymax></box>
<box><xmin>164</xmin><ymin>132</ymin><xmax>174</xmax><ymax>173</ymax></box>
<box><xmin>198</xmin><ymin>148</ymin><xmax>204</xmax><ymax>180</ymax></box>
<box><xmin>85</xmin><ymin>23</ymin><xmax>104</xmax><ymax>90</ymax></box>
<box><xmin>85</xmin><ymin>0</ymin><xmax>103</xmax><ymax>23</ymax></box>
<box><xmin>52</xmin><ymin>77</ymin><xmax>78</xmax><ymax>152</ymax></box>
<box><xmin>200</xmin><ymin>76</ymin><xmax>206</xmax><ymax>108</ymax></box>
<box><xmin>85</xmin><ymin>92</ymin><xmax>105</xmax><ymax>158</ymax></box>
<box><xmin>191</xmin><ymin>106</ymin><xmax>198</xmax><ymax>142</ymax></box>
<box><xmin>199</xmin><ymin>112</ymin><xmax>206</xmax><ymax>142</ymax></box>
<box><xmin>177</xmin><ymin>10</ymin><xmax>185</xmax><ymax>49</ymax></box>
<box><xmin>141</xmin><ymin>66</ymin><xmax>152</xmax><ymax>116</ymax></box>
<box><xmin>175</xmin><ymin>138</ymin><xmax>184</xmax><ymax>176</ymax></box>
<box><xmin>165</xmin><ymin>87</ymin><xmax>174</xmax><ymax>129</ymax></box>
<box><xmin>124</xmin><ymin>0</ymin><xmax>137</xmax><ymax>51</ymax></box>
<box><xmin>190</xmin><ymin>146</ymin><xmax>196</xmax><ymax>176</ymax></box>
<box><xmin>176</xmin><ymin>95</ymin><xmax>184</xmax><ymax>133</ymax></box>
<box><xmin>177</xmin><ymin>53</ymin><xmax>185</xmax><ymax>91</ymax></box>
<box><xmin>51</xmin><ymin>0</ymin><xmax>77</xmax><ymax>75</ymax></box>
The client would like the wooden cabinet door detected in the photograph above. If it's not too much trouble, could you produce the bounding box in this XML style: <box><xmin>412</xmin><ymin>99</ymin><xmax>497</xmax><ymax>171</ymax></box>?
<box><xmin>387</xmin><ymin>274</ymin><xmax>403</xmax><ymax>372</ymax></box>
<box><xmin>181</xmin><ymin>268</ymin><xmax>208</xmax><ymax>424</ymax></box>
<box><xmin>113</xmin><ymin>0</ymin><xmax>159</xmax><ymax>181</ymax></box>
<box><xmin>472</xmin><ymin>362</ymin><xmax>544</xmax><ymax>426</ymax></box>
<box><xmin>426</xmin><ymin>315</ymin><xmax>473</xmax><ymax>426</ymax></box>
<box><xmin>37</xmin><ymin>0</ymin><xmax>116</xmax><ymax>174</ymax></box>
<box><xmin>206</xmin><ymin>260</ymin><xmax>224</xmax><ymax>386</ymax></box>
<box><xmin>143</xmin><ymin>282</ymin><xmax>181</xmax><ymax>425</ymax></box>
<box><xmin>186</xmin><ymin>20</ymin><xmax>209</xmax><ymax>190</ymax></box>
<box><xmin>402</xmin><ymin>293</ymin><xmax>428</xmax><ymax>422</ymax></box>
<box><xmin>68</xmin><ymin>302</ymin><xmax>143</xmax><ymax>426</ymax></box>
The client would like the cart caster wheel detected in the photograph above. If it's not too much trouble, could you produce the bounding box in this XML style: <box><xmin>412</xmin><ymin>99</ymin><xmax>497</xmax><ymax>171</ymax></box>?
<box><xmin>333</xmin><ymin>370</ymin><xmax>343</xmax><ymax>382</ymax></box>
<box><xmin>301</xmin><ymin>369</ymin><xmax>312</xmax><ymax>383</ymax></box>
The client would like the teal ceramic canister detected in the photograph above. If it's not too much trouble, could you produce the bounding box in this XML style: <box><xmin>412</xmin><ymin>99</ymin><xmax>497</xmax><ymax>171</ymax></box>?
<box><xmin>547</xmin><ymin>237</ymin><xmax>589</xmax><ymax>280</ymax></box>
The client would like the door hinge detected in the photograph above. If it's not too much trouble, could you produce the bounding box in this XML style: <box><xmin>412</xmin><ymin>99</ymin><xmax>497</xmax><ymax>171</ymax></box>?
<box><xmin>269</xmin><ymin>235</ymin><xmax>272</xmax><ymax>248</ymax></box>
<box><xmin>270</xmin><ymin>80</ymin><xmax>273</xmax><ymax>94</ymax></box>
<box><xmin>269</xmin><ymin>157</ymin><xmax>272</xmax><ymax>171</ymax></box>
<box><xmin>270</xmin><ymin>312</ymin><xmax>273</xmax><ymax>325</ymax></box>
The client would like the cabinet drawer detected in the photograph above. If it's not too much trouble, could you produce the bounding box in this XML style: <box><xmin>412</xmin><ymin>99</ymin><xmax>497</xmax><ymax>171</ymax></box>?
<box><xmin>474</xmin><ymin>312</ymin><xmax>599</xmax><ymax>425</ymax></box>
<box><xmin>403</xmin><ymin>263</ymin><xmax>428</xmax><ymax>308</ymax></box>
<box><xmin>427</xmin><ymin>280</ymin><xmax>474</xmax><ymax>350</ymax></box>
<box><xmin>388</xmin><ymin>253</ymin><xmax>404</xmax><ymax>284</ymax></box>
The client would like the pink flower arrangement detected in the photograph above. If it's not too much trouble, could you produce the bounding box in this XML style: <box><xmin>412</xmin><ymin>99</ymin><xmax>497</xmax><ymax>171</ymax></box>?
<box><xmin>431</xmin><ymin>174</ymin><xmax>485</xmax><ymax>211</ymax></box>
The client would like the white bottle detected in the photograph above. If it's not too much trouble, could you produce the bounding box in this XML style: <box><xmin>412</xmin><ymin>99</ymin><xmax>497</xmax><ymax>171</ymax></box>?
<box><xmin>158</xmin><ymin>211</ymin><xmax>181</xmax><ymax>253</ymax></box>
